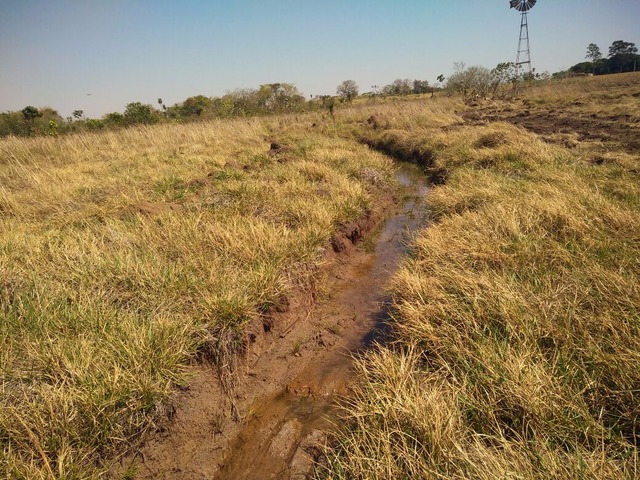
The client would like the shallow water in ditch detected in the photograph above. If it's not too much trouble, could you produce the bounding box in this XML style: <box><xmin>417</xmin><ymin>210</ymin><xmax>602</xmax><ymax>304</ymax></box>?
<box><xmin>214</xmin><ymin>163</ymin><xmax>430</xmax><ymax>479</ymax></box>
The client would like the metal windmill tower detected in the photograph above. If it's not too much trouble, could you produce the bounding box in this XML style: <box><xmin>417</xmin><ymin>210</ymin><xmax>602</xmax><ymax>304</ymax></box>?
<box><xmin>510</xmin><ymin>0</ymin><xmax>537</xmax><ymax>75</ymax></box>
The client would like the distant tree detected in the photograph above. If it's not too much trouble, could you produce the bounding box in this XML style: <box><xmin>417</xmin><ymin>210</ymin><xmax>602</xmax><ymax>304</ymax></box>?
<box><xmin>48</xmin><ymin>119</ymin><xmax>59</xmax><ymax>137</ymax></box>
<box><xmin>0</xmin><ymin>111</ymin><xmax>25</xmax><ymax>137</ymax></box>
<box><xmin>446</xmin><ymin>63</ymin><xmax>492</xmax><ymax>99</ymax></box>
<box><xmin>21</xmin><ymin>106</ymin><xmax>41</xmax><ymax>121</ymax></box>
<box><xmin>72</xmin><ymin>109</ymin><xmax>84</xmax><ymax>120</ymax></box>
<box><xmin>0</xmin><ymin>107</ymin><xmax>60</xmax><ymax>137</ymax></box>
<box><xmin>437</xmin><ymin>74</ymin><xmax>445</xmax><ymax>84</ymax></box>
<box><xmin>490</xmin><ymin>62</ymin><xmax>519</xmax><ymax>97</ymax></box>
<box><xmin>586</xmin><ymin>43</ymin><xmax>602</xmax><ymax>62</ymax></box>
<box><xmin>336</xmin><ymin>80</ymin><xmax>359</xmax><ymax>103</ymax></box>
<box><xmin>85</xmin><ymin>119</ymin><xmax>104</xmax><ymax>130</ymax></box>
<box><xmin>320</xmin><ymin>95</ymin><xmax>336</xmax><ymax>118</ymax></box>
<box><xmin>123</xmin><ymin>102</ymin><xmax>159</xmax><ymax>125</ymax></box>
<box><xmin>256</xmin><ymin>83</ymin><xmax>305</xmax><ymax>112</ymax></box>
<box><xmin>179</xmin><ymin>95</ymin><xmax>212</xmax><ymax>117</ymax></box>
<box><xmin>609</xmin><ymin>40</ymin><xmax>638</xmax><ymax>57</ymax></box>
<box><xmin>608</xmin><ymin>40</ymin><xmax>638</xmax><ymax>73</ymax></box>
<box><xmin>569</xmin><ymin>62</ymin><xmax>594</xmax><ymax>74</ymax></box>
<box><xmin>103</xmin><ymin>112</ymin><xmax>125</xmax><ymax>126</ymax></box>
<box><xmin>210</xmin><ymin>96</ymin><xmax>236</xmax><ymax>118</ymax></box>
<box><xmin>383</xmin><ymin>79</ymin><xmax>413</xmax><ymax>96</ymax></box>
<box><xmin>221</xmin><ymin>89</ymin><xmax>257</xmax><ymax>116</ymax></box>
<box><xmin>412</xmin><ymin>79</ymin><xmax>430</xmax><ymax>94</ymax></box>
<box><xmin>20</xmin><ymin>106</ymin><xmax>42</xmax><ymax>135</ymax></box>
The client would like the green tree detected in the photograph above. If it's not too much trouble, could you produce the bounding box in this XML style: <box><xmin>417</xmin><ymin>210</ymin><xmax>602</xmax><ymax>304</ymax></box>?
<box><xmin>180</xmin><ymin>95</ymin><xmax>212</xmax><ymax>117</ymax></box>
<box><xmin>21</xmin><ymin>105</ymin><xmax>42</xmax><ymax>135</ymax></box>
<box><xmin>609</xmin><ymin>40</ymin><xmax>638</xmax><ymax>57</ymax></box>
<box><xmin>123</xmin><ymin>102</ymin><xmax>159</xmax><ymax>125</ymax></box>
<box><xmin>586</xmin><ymin>43</ymin><xmax>602</xmax><ymax>62</ymax></box>
<box><xmin>21</xmin><ymin>106</ymin><xmax>41</xmax><ymax>121</ymax></box>
<box><xmin>103</xmin><ymin>112</ymin><xmax>125</xmax><ymax>126</ymax></box>
<box><xmin>336</xmin><ymin>80</ymin><xmax>359</xmax><ymax>103</ymax></box>
<box><xmin>0</xmin><ymin>111</ymin><xmax>26</xmax><ymax>136</ymax></box>
<box><xmin>48</xmin><ymin>119</ymin><xmax>59</xmax><ymax>137</ymax></box>
<box><xmin>608</xmin><ymin>40</ymin><xmax>638</xmax><ymax>73</ymax></box>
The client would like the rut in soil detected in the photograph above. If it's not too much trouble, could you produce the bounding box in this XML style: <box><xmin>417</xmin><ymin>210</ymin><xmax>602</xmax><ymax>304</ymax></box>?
<box><xmin>123</xmin><ymin>162</ymin><xmax>430</xmax><ymax>480</ymax></box>
<box><xmin>214</xmin><ymin>163</ymin><xmax>430</xmax><ymax>480</ymax></box>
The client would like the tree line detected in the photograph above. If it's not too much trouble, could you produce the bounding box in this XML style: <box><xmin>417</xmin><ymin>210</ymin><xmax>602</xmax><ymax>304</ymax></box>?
<box><xmin>1</xmin><ymin>38</ymin><xmax>636</xmax><ymax>138</ymax></box>
<box><xmin>570</xmin><ymin>40</ymin><xmax>638</xmax><ymax>75</ymax></box>
<box><xmin>0</xmin><ymin>77</ymin><xmax>434</xmax><ymax>138</ymax></box>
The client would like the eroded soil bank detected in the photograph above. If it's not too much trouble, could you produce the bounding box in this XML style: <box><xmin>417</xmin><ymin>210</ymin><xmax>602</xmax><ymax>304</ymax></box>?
<box><xmin>118</xmin><ymin>163</ymin><xmax>430</xmax><ymax>480</ymax></box>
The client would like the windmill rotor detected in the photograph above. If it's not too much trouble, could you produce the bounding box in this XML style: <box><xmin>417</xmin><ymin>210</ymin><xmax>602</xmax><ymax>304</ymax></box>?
<box><xmin>510</xmin><ymin>0</ymin><xmax>537</xmax><ymax>12</ymax></box>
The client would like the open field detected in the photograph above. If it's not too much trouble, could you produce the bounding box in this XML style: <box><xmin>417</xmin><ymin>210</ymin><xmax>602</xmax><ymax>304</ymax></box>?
<box><xmin>0</xmin><ymin>116</ymin><xmax>395</xmax><ymax>478</ymax></box>
<box><xmin>1</xmin><ymin>73</ymin><xmax>639</xmax><ymax>479</ymax></box>
<box><xmin>323</xmin><ymin>73</ymin><xmax>640</xmax><ymax>479</ymax></box>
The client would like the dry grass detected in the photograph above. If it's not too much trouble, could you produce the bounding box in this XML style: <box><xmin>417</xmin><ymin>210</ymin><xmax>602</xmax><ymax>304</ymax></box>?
<box><xmin>0</xmin><ymin>116</ymin><xmax>395</xmax><ymax>478</ymax></box>
<box><xmin>322</xmin><ymin>75</ymin><xmax>640</xmax><ymax>479</ymax></box>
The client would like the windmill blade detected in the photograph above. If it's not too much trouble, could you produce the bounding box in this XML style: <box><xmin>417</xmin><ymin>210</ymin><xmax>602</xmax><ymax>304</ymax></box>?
<box><xmin>510</xmin><ymin>0</ymin><xmax>537</xmax><ymax>12</ymax></box>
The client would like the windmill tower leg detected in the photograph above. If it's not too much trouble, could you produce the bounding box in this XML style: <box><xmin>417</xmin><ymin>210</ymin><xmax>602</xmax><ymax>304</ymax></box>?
<box><xmin>515</xmin><ymin>12</ymin><xmax>532</xmax><ymax>76</ymax></box>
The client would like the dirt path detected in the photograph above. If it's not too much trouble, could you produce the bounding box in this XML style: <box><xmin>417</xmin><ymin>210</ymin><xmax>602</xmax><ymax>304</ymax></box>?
<box><xmin>116</xmin><ymin>163</ymin><xmax>429</xmax><ymax>480</ymax></box>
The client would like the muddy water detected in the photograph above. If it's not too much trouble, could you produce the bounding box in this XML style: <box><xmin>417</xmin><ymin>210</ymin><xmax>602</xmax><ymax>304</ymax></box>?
<box><xmin>215</xmin><ymin>164</ymin><xmax>430</xmax><ymax>480</ymax></box>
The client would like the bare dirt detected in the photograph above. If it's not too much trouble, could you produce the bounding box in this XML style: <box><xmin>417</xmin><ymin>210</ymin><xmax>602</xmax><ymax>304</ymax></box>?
<box><xmin>462</xmin><ymin>99</ymin><xmax>640</xmax><ymax>153</ymax></box>
<box><xmin>113</xmin><ymin>164</ymin><xmax>430</xmax><ymax>480</ymax></box>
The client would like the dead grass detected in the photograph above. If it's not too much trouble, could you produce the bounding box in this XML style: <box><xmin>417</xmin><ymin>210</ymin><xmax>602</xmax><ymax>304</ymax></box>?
<box><xmin>322</xmin><ymin>74</ymin><xmax>640</xmax><ymax>479</ymax></box>
<box><xmin>0</xmin><ymin>116</ymin><xmax>395</xmax><ymax>478</ymax></box>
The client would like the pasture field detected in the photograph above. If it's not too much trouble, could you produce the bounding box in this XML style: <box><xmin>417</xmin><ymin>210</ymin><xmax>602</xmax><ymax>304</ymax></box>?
<box><xmin>0</xmin><ymin>116</ymin><xmax>395</xmax><ymax>478</ymax></box>
<box><xmin>1</xmin><ymin>72</ymin><xmax>639</xmax><ymax>479</ymax></box>
<box><xmin>323</xmin><ymin>73</ymin><xmax>640</xmax><ymax>479</ymax></box>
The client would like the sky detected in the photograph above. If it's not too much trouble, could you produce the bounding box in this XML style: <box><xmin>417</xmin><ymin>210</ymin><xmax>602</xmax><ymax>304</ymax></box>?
<box><xmin>1</xmin><ymin>1</ymin><xmax>638</xmax><ymax>118</ymax></box>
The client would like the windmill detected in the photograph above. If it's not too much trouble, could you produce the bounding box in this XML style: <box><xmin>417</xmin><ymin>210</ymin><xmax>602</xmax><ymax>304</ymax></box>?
<box><xmin>510</xmin><ymin>0</ymin><xmax>537</xmax><ymax>75</ymax></box>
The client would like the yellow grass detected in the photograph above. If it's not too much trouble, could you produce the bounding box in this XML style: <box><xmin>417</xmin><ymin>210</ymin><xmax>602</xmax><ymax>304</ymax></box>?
<box><xmin>322</xmin><ymin>74</ymin><xmax>640</xmax><ymax>479</ymax></box>
<box><xmin>2</xmin><ymin>73</ymin><xmax>639</xmax><ymax>479</ymax></box>
<box><xmin>0</xmin><ymin>116</ymin><xmax>395</xmax><ymax>478</ymax></box>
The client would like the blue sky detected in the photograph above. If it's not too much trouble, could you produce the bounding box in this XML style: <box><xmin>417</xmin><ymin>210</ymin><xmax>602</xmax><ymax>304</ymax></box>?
<box><xmin>1</xmin><ymin>1</ymin><xmax>638</xmax><ymax>118</ymax></box>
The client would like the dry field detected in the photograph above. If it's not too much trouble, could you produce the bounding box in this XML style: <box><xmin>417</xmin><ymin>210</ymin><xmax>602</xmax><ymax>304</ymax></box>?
<box><xmin>323</xmin><ymin>73</ymin><xmax>640</xmax><ymax>479</ymax></box>
<box><xmin>0</xmin><ymin>116</ymin><xmax>395</xmax><ymax>478</ymax></box>
<box><xmin>1</xmin><ymin>73</ymin><xmax>639</xmax><ymax>479</ymax></box>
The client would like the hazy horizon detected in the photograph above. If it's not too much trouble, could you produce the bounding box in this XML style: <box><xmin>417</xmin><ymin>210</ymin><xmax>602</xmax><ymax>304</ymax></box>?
<box><xmin>1</xmin><ymin>0</ymin><xmax>638</xmax><ymax>118</ymax></box>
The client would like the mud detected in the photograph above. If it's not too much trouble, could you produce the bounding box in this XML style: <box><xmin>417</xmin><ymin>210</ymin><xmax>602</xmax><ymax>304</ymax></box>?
<box><xmin>115</xmin><ymin>163</ymin><xmax>429</xmax><ymax>480</ymax></box>
<box><xmin>462</xmin><ymin>103</ymin><xmax>640</xmax><ymax>153</ymax></box>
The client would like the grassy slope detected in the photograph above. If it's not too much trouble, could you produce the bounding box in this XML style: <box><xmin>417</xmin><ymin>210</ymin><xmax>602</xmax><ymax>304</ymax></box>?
<box><xmin>323</xmin><ymin>74</ymin><xmax>640</xmax><ymax>478</ymax></box>
<box><xmin>0</xmin><ymin>116</ymin><xmax>394</xmax><ymax>478</ymax></box>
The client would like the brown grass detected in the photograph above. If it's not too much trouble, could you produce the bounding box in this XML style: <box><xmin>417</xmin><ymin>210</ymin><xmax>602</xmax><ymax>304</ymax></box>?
<box><xmin>0</xmin><ymin>116</ymin><xmax>395</xmax><ymax>478</ymax></box>
<box><xmin>321</xmin><ymin>74</ymin><xmax>640</xmax><ymax>479</ymax></box>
